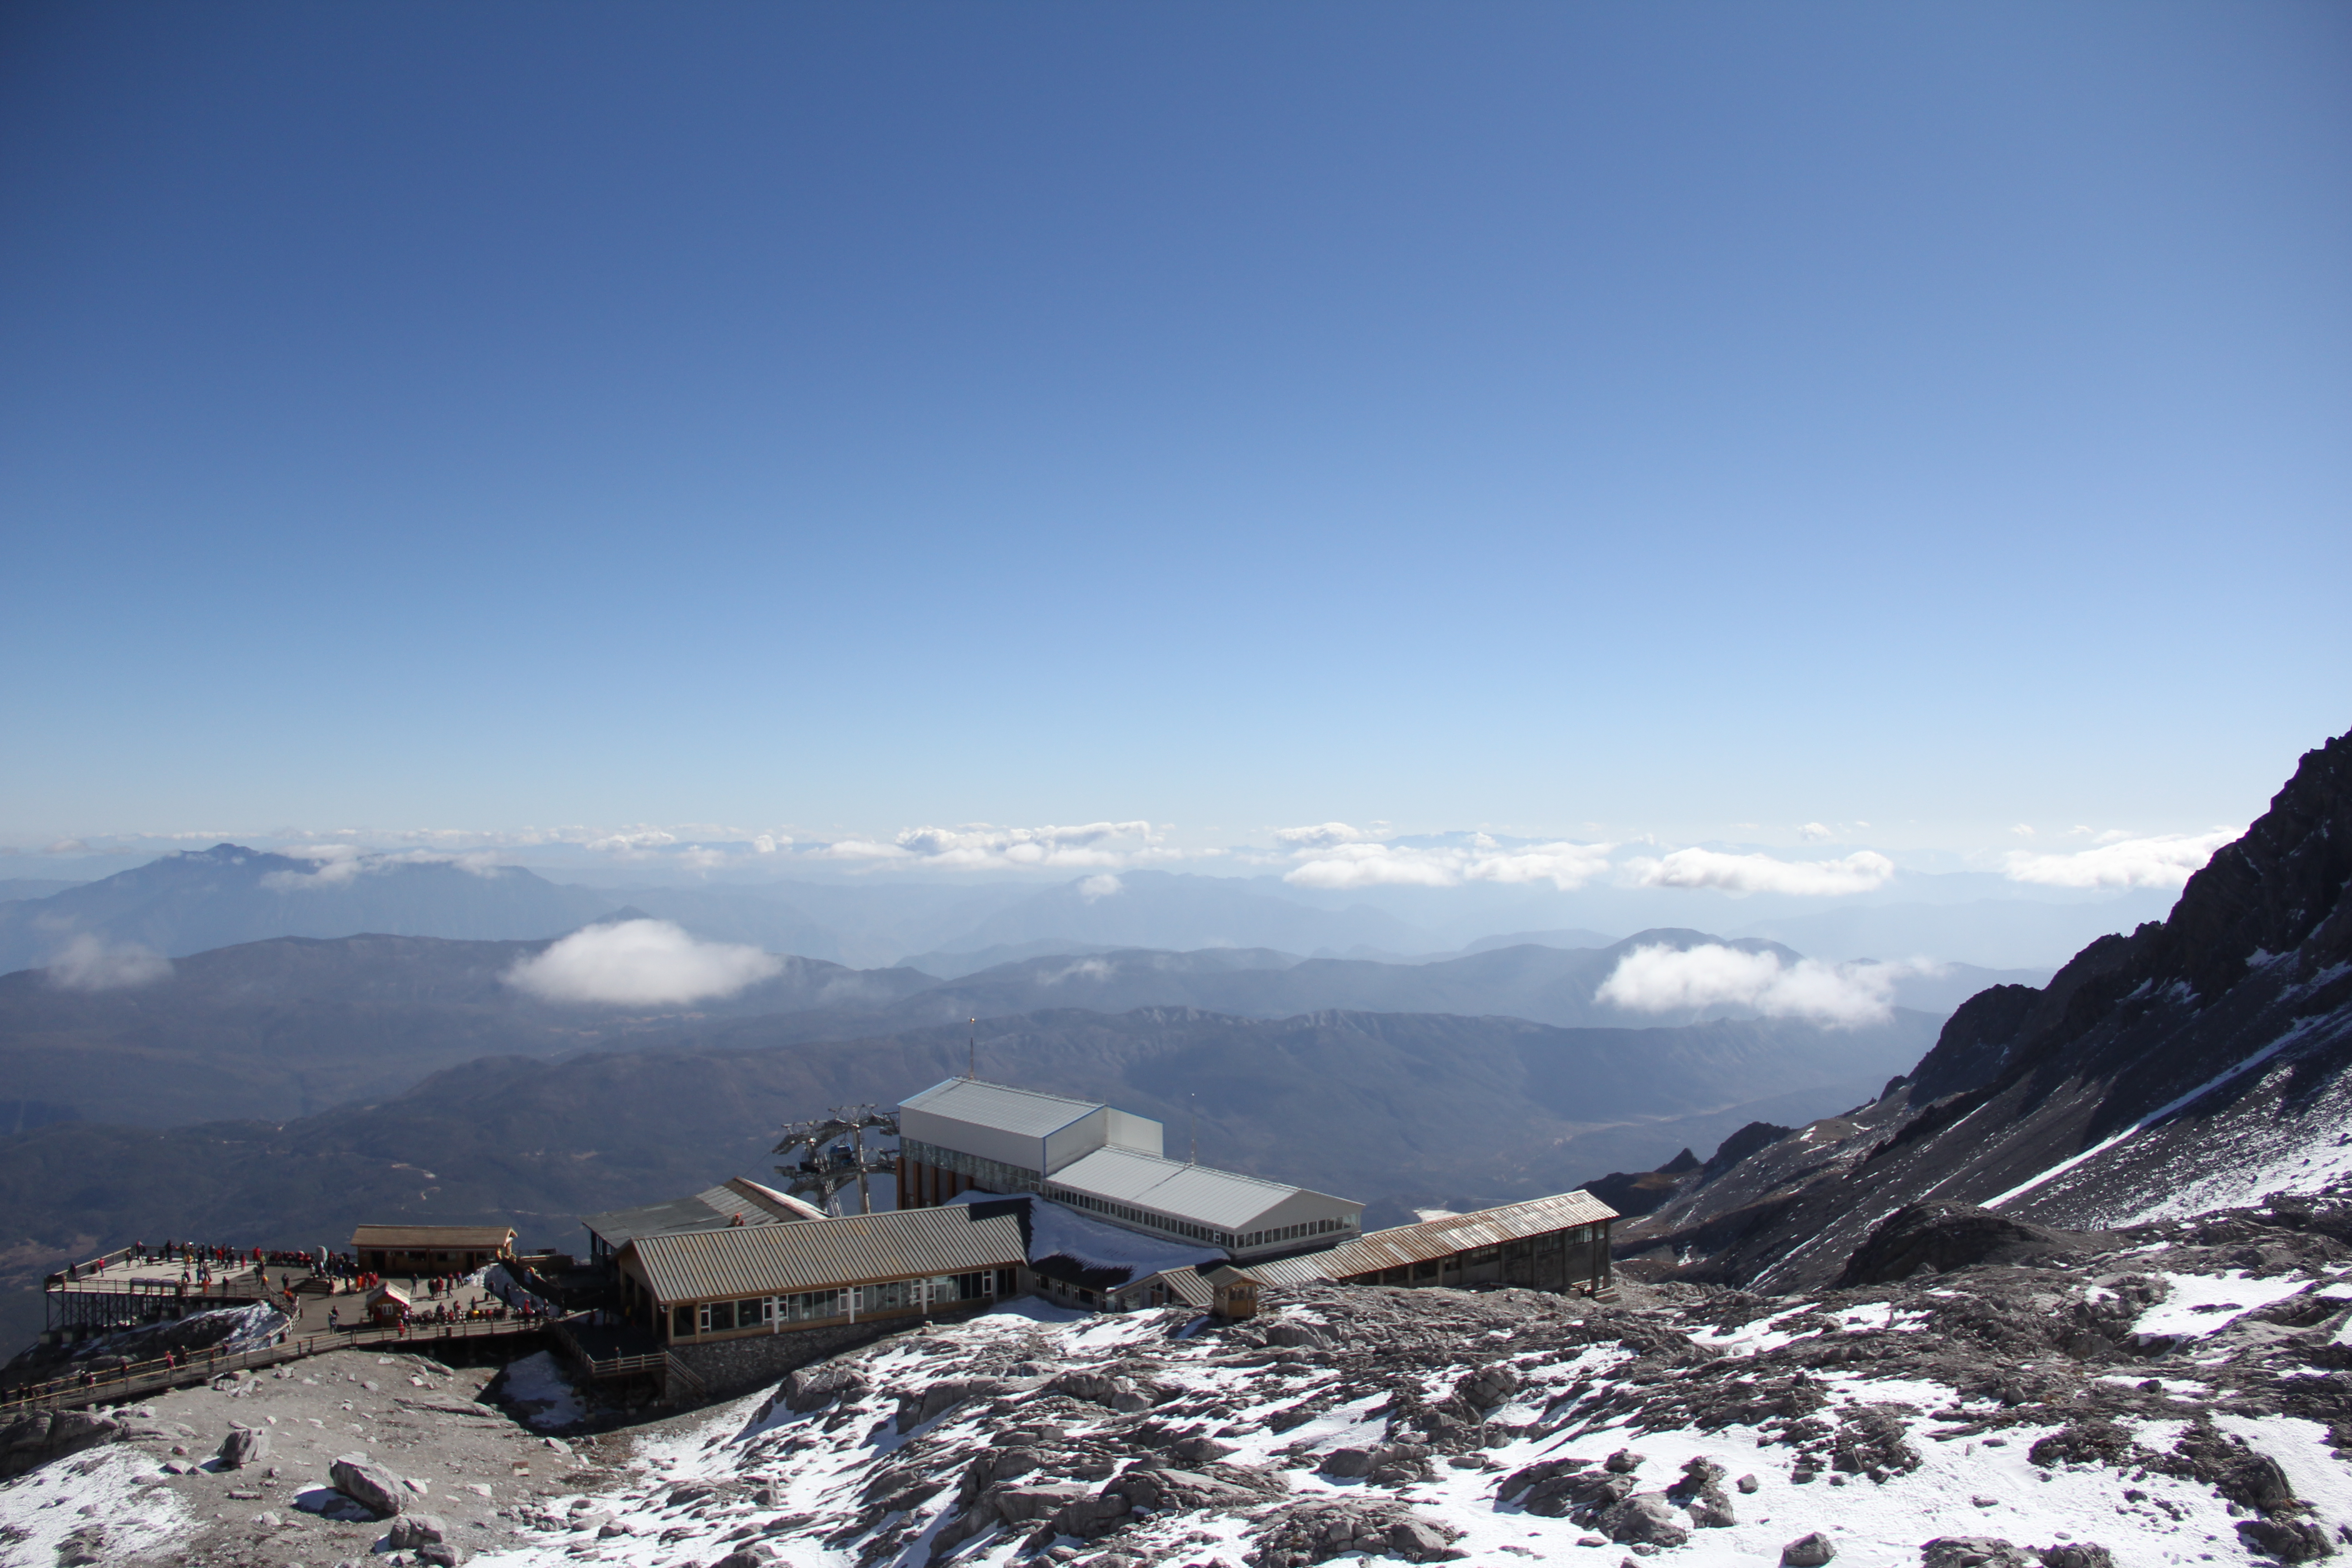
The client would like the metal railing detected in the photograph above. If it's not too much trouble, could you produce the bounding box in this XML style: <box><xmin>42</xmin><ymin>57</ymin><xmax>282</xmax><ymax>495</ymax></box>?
<box><xmin>0</xmin><ymin>1318</ymin><xmax>551</xmax><ymax>1416</ymax></box>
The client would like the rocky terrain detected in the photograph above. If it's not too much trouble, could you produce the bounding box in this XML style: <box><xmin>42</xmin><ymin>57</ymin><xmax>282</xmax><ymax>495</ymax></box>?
<box><xmin>0</xmin><ymin>1346</ymin><xmax>610</xmax><ymax>1568</ymax></box>
<box><xmin>1610</xmin><ymin>728</ymin><xmax>2352</xmax><ymax>1291</ymax></box>
<box><xmin>18</xmin><ymin>1182</ymin><xmax>2352</xmax><ymax>1568</ymax></box>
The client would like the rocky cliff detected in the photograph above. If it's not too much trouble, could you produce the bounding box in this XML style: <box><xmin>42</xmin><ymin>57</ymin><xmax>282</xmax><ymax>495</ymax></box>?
<box><xmin>1614</xmin><ymin>726</ymin><xmax>2352</xmax><ymax>1290</ymax></box>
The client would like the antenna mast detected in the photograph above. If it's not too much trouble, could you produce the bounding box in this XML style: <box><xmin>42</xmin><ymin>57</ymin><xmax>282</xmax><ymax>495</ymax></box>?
<box><xmin>774</xmin><ymin>1104</ymin><xmax>900</xmax><ymax>1215</ymax></box>
<box><xmin>968</xmin><ymin>1018</ymin><xmax>976</xmax><ymax>1080</ymax></box>
<box><xmin>1189</xmin><ymin>1093</ymin><xmax>1197</xmax><ymax>1164</ymax></box>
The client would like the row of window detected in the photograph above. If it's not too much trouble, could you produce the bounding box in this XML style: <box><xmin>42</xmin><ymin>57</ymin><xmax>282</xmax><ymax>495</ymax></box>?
<box><xmin>901</xmin><ymin>1139</ymin><xmax>1041</xmax><ymax>1195</ymax></box>
<box><xmin>669</xmin><ymin>1269</ymin><xmax>1016</xmax><ymax>1338</ymax></box>
<box><xmin>1038</xmin><ymin>1186</ymin><xmax>1357</xmax><ymax>1251</ymax></box>
<box><xmin>1240</xmin><ymin>1217</ymin><xmax>1354</xmax><ymax>1250</ymax></box>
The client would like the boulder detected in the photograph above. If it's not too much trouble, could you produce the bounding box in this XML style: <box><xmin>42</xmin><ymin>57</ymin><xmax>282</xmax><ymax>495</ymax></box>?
<box><xmin>387</xmin><ymin>1514</ymin><xmax>450</xmax><ymax>1550</ymax></box>
<box><xmin>2035</xmin><ymin>1548</ymin><xmax>2116</xmax><ymax>1568</ymax></box>
<box><xmin>329</xmin><ymin>1456</ymin><xmax>408</xmax><ymax>1518</ymax></box>
<box><xmin>1168</xmin><ymin>1435</ymin><xmax>1237</xmax><ymax>1465</ymax></box>
<box><xmin>1245</xmin><ymin>1500</ymin><xmax>1465</xmax><ymax>1568</ymax></box>
<box><xmin>1112</xmin><ymin>1466</ymin><xmax>1266</xmax><ymax>1516</ymax></box>
<box><xmin>897</xmin><ymin>1377</ymin><xmax>1018</xmax><ymax>1431</ymax></box>
<box><xmin>2234</xmin><ymin>1519</ymin><xmax>2336</xmax><ymax>1563</ymax></box>
<box><xmin>216</xmin><ymin>1426</ymin><xmax>271</xmax><ymax>1469</ymax></box>
<box><xmin>0</xmin><ymin>1410</ymin><xmax>120</xmax><ymax>1478</ymax></box>
<box><xmin>1920</xmin><ymin>1540</ymin><xmax>2035</xmax><ymax>1568</ymax></box>
<box><xmin>1046</xmin><ymin>1370</ymin><xmax>1163</xmax><ymax>1413</ymax></box>
<box><xmin>417</xmin><ymin>1547</ymin><xmax>464</xmax><ymax>1568</ymax></box>
<box><xmin>1455</xmin><ymin>1364</ymin><xmax>1520</xmax><ymax>1410</ymax></box>
<box><xmin>1782</xmin><ymin>1533</ymin><xmax>1836</xmax><ymax>1567</ymax></box>
<box><xmin>779</xmin><ymin>1364</ymin><xmax>868</xmax><ymax>1415</ymax></box>
<box><xmin>1597</xmin><ymin>1493</ymin><xmax>1690</xmax><ymax>1548</ymax></box>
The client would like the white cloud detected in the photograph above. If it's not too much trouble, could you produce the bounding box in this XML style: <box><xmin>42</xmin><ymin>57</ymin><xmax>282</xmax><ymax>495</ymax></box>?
<box><xmin>506</xmin><ymin>919</ymin><xmax>782</xmax><ymax>1006</ymax></box>
<box><xmin>2010</xmin><ymin>823</ymin><xmax>2036</xmax><ymax>838</ymax></box>
<box><xmin>47</xmin><ymin>934</ymin><xmax>172</xmax><ymax>991</ymax></box>
<box><xmin>1282</xmin><ymin>839</ymin><xmax>1612</xmax><ymax>892</ymax></box>
<box><xmin>2002</xmin><ymin>828</ymin><xmax>2239</xmax><ymax>890</ymax></box>
<box><xmin>1622</xmin><ymin>848</ymin><xmax>1896</xmax><ymax>897</ymax></box>
<box><xmin>880</xmin><ymin>821</ymin><xmax>1175</xmax><ymax>871</ymax></box>
<box><xmin>1078</xmin><ymin>874</ymin><xmax>1123</xmax><ymax>901</ymax></box>
<box><xmin>1273</xmin><ymin>823</ymin><xmax>1373</xmax><ymax>851</ymax></box>
<box><xmin>1596</xmin><ymin>942</ymin><xmax>1936</xmax><ymax>1028</ymax></box>
<box><xmin>1797</xmin><ymin>822</ymin><xmax>1833</xmax><ymax>842</ymax></box>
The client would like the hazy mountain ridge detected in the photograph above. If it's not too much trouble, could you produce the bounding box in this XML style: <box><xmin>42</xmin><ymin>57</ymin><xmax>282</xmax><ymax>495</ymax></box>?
<box><xmin>1611</xmin><ymin>725</ymin><xmax>2352</xmax><ymax>1289</ymax></box>
<box><xmin>0</xmin><ymin>843</ymin><xmax>622</xmax><ymax>974</ymax></box>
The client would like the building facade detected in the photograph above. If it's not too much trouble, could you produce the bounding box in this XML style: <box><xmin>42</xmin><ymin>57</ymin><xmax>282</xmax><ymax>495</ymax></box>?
<box><xmin>897</xmin><ymin>1078</ymin><xmax>1364</xmax><ymax>1259</ymax></box>
<box><xmin>350</xmin><ymin>1225</ymin><xmax>517</xmax><ymax>1275</ymax></box>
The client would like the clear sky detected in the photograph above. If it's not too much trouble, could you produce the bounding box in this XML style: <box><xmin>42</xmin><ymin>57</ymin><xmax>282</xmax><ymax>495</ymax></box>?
<box><xmin>3</xmin><ymin>1</ymin><xmax>2346</xmax><ymax>861</ymax></box>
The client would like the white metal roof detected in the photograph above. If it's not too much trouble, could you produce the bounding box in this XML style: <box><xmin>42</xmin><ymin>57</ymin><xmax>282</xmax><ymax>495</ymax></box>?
<box><xmin>1047</xmin><ymin>1146</ymin><xmax>1352</xmax><ymax>1231</ymax></box>
<box><xmin>901</xmin><ymin>1078</ymin><xmax>1105</xmax><ymax>1139</ymax></box>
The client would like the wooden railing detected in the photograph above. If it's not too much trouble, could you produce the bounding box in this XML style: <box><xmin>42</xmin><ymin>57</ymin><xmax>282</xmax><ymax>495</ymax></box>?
<box><xmin>0</xmin><ymin>1318</ymin><xmax>551</xmax><ymax>1415</ymax></box>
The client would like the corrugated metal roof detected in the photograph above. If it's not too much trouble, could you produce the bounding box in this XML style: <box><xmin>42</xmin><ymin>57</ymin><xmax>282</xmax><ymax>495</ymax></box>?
<box><xmin>1046</xmin><ymin>1147</ymin><xmax>1357</xmax><ymax>1231</ymax></box>
<box><xmin>901</xmin><ymin>1078</ymin><xmax>1106</xmax><ymax>1139</ymax></box>
<box><xmin>1228</xmin><ymin>1191</ymin><xmax>1617</xmax><ymax>1285</ymax></box>
<box><xmin>626</xmin><ymin>1204</ymin><xmax>1028</xmax><ymax>1303</ymax></box>
<box><xmin>1124</xmin><ymin>1266</ymin><xmax>1212</xmax><ymax>1308</ymax></box>
<box><xmin>583</xmin><ymin>1176</ymin><xmax>821</xmax><ymax>1250</ymax></box>
<box><xmin>351</xmin><ymin>1225</ymin><xmax>515</xmax><ymax>1250</ymax></box>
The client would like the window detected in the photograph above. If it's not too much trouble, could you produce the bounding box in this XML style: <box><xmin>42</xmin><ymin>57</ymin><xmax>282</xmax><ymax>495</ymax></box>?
<box><xmin>739</xmin><ymin>1297</ymin><xmax>769</xmax><ymax>1326</ymax></box>
<box><xmin>673</xmin><ymin>1304</ymin><xmax>696</xmax><ymax>1337</ymax></box>
<box><xmin>703</xmin><ymin>1300</ymin><xmax>735</xmax><ymax>1333</ymax></box>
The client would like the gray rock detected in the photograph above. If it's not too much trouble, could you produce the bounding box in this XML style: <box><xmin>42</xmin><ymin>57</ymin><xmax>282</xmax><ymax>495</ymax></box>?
<box><xmin>1782</xmin><ymin>1533</ymin><xmax>1837</xmax><ymax>1567</ymax></box>
<box><xmin>417</xmin><ymin>1544</ymin><xmax>465</xmax><ymax>1568</ymax></box>
<box><xmin>897</xmin><ymin>1377</ymin><xmax>1016</xmax><ymax>1431</ymax></box>
<box><xmin>1604</xmin><ymin>1449</ymin><xmax>1644</xmax><ymax>1474</ymax></box>
<box><xmin>1045</xmin><ymin>1370</ymin><xmax>1163</xmax><ymax>1413</ymax></box>
<box><xmin>1736</xmin><ymin>1475</ymin><xmax>1761</xmax><ymax>1494</ymax></box>
<box><xmin>1684</xmin><ymin>1485</ymin><xmax>1737</xmax><ymax>1529</ymax></box>
<box><xmin>1921</xmin><ymin>1540</ymin><xmax>2034</xmax><ymax>1568</ymax></box>
<box><xmin>775</xmin><ymin>1364</ymin><xmax>869</xmax><ymax>1417</ymax></box>
<box><xmin>329</xmin><ymin>1456</ymin><xmax>408</xmax><ymax>1518</ymax></box>
<box><xmin>216</xmin><ymin>1426</ymin><xmax>271</xmax><ymax>1469</ymax></box>
<box><xmin>387</xmin><ymin>1514</ymin><xmax>449</xmax><ymax>1550</ymax></box>
<box><xmin>2036</xmin><ymin>1548</ymin><xmax>2116</xmax><ymax>1568</ymax></box>
<box><xmin>1598</xmin><ymin>1494</ymin><xmax>1690</xmax><ymax>1548</ymax></box>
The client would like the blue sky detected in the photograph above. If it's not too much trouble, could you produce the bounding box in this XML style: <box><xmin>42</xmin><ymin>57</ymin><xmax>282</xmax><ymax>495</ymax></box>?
<box><xmin>3</xmin><ymin>1</ymin><xmax>2346</xmax><ymax>864</ymax></box>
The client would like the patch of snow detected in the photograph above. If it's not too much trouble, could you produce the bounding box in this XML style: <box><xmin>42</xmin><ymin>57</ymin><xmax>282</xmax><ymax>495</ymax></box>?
<box><xmin>945</xmin><ymin>1190</ymin><xmax>1225</xmax><ymax>1281</ymax></box>
<box><xmin>496</xmin><ymin>1350</ymin><xmax>587</xmax><ymax>1430</ymax></box>
<box><xmin>2133</xmin><ymin>1271</ymin><xmax>2311</xmax><ymax>1337</ymax></box>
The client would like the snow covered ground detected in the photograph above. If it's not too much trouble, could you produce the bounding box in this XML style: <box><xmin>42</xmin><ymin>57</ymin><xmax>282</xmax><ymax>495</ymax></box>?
<box><xmin>443</xmin><ymin>1196</ymin><xmax>2352</xmax><ymax>1568</ymax></box>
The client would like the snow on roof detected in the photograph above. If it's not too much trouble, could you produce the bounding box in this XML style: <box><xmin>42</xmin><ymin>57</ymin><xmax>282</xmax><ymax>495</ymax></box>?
<box><xmin>583</xmin><ymin>1176</ymin><xmax>823</xmax><ymax>1250</ymax></box>
<box><xmin>901</xmin><ymin>1078</ymin><xmax>1107</xmax><ymax>1138</ymax></box>
<box><xmin>945</xmin><ymin>1190</ymin><xmax>1225</xmax><ymax>1287</ymax></box>
<box><xmin>1046</xmin><ymin>1146</ymin><xmax>1355</xmax><ymax>1231</ymax></box>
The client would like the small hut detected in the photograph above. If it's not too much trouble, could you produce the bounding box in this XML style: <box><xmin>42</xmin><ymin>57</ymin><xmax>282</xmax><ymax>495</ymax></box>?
<box><xmin>1200</xmin><ymin>1264</ymin><xmax>1260</xmax><ymax>1321</ymax></box>
<box><xmin>363</xmin><ymin>1283</ymin><xmax>412</xmax><ymax>1327</ymax></box>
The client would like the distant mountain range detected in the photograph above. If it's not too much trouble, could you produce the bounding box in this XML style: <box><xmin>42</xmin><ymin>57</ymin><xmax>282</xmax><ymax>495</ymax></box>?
<box><xmin>0</xmin><ymin>920</ymin><xmax>2030</xmax><ymax>1130</ymax></box>
<box><xmin>0</xmin><ymin>844</ymin><xmax>618</xmax><ymax>974</ymax></box>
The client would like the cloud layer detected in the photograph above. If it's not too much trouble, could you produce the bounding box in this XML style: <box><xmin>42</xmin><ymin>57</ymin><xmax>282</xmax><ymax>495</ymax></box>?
<box><xmin>1596</xmin><ymin>941</ymin><xmax>1933</xmax><ymax>1027</ymax></box>
<box><xmin>1279</xmin><ymin>829</ymin><xmax>1613</xmax><ymax>892</ymax></box>
<box><xmin>2002</xmin><ymin>828</ymin><xmax>2239</xmax><ymax>889</ymax></box>
<box><xmin>504</xmin><ymin>919</ymin><xmax>783</xmax><ymax>1006</ymax></box>
<box><xmin>1623</xmin><ymin>848</ymin><xmax>1896</xmax><ymax>897</ymax></box>
<box><xmin>47</xmin><ymin>934</ymin><xmax>172</xmax><ymax>991</ymax></box>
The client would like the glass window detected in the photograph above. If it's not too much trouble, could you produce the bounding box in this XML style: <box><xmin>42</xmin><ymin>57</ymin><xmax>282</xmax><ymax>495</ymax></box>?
<box><xmin>740</xmin><ymin>1297</ymin><xmax>768</xmax><ymax>1324</ymax></box>
<box><xmin>673</xmin><ymin>1304</ymin><xmax>695</xmax><ymax>1336</ymax></box>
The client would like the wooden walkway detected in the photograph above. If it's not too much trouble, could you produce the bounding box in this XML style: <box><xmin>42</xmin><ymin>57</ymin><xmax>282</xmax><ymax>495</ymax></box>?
<box><xmin>0</xmin><ymin>1317</ymin><xmax>551</xmax><ymax>1416</ymax></box>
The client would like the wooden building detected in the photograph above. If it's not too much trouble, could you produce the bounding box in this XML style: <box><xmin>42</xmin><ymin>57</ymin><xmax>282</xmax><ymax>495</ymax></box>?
<box><xmin>350</xmin><ymin>1224</ymin><xmax>517</xmax><ymax>1276</ymax></box>
<box><xmin>612</xmin><ymin>1201</ymin><xmax>1029</xmax><ymax>1348</ymax></box>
